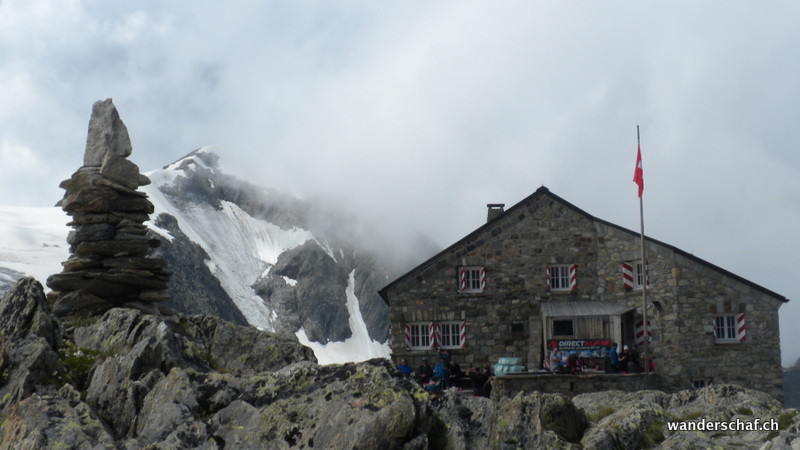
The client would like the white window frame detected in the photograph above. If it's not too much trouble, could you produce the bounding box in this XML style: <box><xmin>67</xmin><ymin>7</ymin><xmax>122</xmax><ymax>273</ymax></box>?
<box><xmin>438</xmin><ymin>321</ymin><xmax>461</xmax><ymax>349</ymax></box>
<box><xmin>408</xmin><ymin>322</ymin><xmax>430</xmax><ymax>350</ymax></box>
<box><xmin>634</xmin><ymin>261</ymin><xmax>648</xmax><ymax>289</ymax></box>
<box><xmin>714</xmin><ymin>314</ymin><xmax>739</xmax><ymax>343</ymax></box>
<box><xmin>459</xmin><ymin>266</ymin><xmax>483</xmax><ymax>293</ymax></box>
<box><xmin>549</xmin><ymin>265</ymin><xmax>571</xmax><ymax>291</ymax></box>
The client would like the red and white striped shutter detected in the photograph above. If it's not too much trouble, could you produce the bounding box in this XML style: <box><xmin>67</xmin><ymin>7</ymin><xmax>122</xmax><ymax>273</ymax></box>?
<box><xmin>737</xmin><ymin>313</ymin><xmax>746</xmax><ymax>342</ymax></box>
<box><xmin>644</xmin><ymin>260</ymin><xmax>650</xmax><ymax>288</ymax></box>
<box><xmin>569</xmin><ymin>264</ymin><xmax>577</xmax><ymax>291</ymax></box>
<box><xmin>429</xmin><ymin>322</ymin><xmax>439</xmax><ymax>349</ymax></box>
<box><xmin>387</xmin><ymin>322</ymin><xmax>393</xmax><ymax>348</ymax></box>
<box><xmin>458</xmin><ymin>267</ymin><xmax>466</xmax><ymax>292</ymax></box>
<box><xmin>711</xmin><ymin>316</ymin><xmax>717</xmax><ymax>336</ymax></box>
<box><xmin>480</xmin><ymin>267</ymin><xmax>487</xmax><ymax>292</ymax></box>
<box><xmin>545</xmin><ymin>265</ymin><xmax>551</xmax><ymax>291</ymax></box>
<box><xmin>459</xmin><ymin>321</ymin><xmax>467</xmax><ymax>348</ymax></box>
<box><xmin>404</xmin><ymin>323</ymin><xmax>411</xmax><ymax>350</ymax></box>
<box><xmin>622</xmin><ymin>262</ymin><xmax>634</xmax><ymax>290</ymax></box>
<box><xmin>635</xmin><ymin>319</ymin><xmax>652</xmax><ymax>345</ymax></box>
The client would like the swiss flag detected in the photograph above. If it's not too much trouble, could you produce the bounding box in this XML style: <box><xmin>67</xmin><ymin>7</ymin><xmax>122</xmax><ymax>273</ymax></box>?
<box><xmin>633</xmin><ymin>144</ymin><xmax>644</xmax><ymax>197</ymax></box>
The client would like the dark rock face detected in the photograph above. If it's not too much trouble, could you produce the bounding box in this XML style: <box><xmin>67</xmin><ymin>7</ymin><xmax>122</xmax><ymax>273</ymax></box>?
<box><xmin>148</xmin><ymin>213</ymin><xmax>248</xmax><ymax>326</ymax></box>
<box><xmin>47</xmin><ymin>99</ymin><xmax>171</xmax><ymax>317</ymax></box>
<box><xmin>253</xmin><ymin>241</ymin><xmax>351</xmax><ymax>343</ymax></box>
<box><xmin>154</xmin><ymin>149</ymin><xmax>400</xmax><ymax>344</ymax></box>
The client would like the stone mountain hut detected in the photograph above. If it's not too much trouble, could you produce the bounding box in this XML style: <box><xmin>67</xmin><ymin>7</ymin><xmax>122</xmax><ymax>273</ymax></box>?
<box><xmin>378</xmin><ymin>187</ymin><xmax>788</xmax><ymax>400</ymax></box>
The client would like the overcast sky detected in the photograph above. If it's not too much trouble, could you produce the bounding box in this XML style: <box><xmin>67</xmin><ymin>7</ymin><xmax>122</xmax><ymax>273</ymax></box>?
<box><xmin>2</xmin><ymin>1</ymin><xmax>799</xmax><ymax>366</ymax></box>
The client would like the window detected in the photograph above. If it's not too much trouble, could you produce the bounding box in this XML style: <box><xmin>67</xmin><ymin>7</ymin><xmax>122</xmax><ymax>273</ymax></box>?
<box><xmin>548</xmin><ymin>264</ymin><xmax>575</xmax><ymax>291</ymax></box>
<box><xmin>622</xmin><ymin>260</ymin><xmax>648</xmax><ymax>290</ymax></box>
<box><xmin>458</xmin><ymin>266</ymin><xmax>485</xmax><ymax>293</ymax></box>
<box><xmin>553</xmin><ymin>319</ymin><xmax>574</xmax><ymax>336</ymax></box>
<box><xmin>408</xmin><ymin>322</ymin><xmax>430</xmax><ymax>349</ymax></box>
<box><xmin>439</xmin><ymin>322</ymin><xmax>462</xmax><ymax>349</ymax></box>
<box><xmin>511</xmin><ymin>322</ymin><xmax>525</xmax><ymax>334</ymax></box>
<box><xmin>634</xmin><ymin>261</ymin><xmax>648</xmax><ymax>289</ymax></box>
<box><xmin>692</xmin><ymin>378</ymin><xmax>713</xmax><ymax>389</ymax></box>
<box><xmin>715</xmin><ymin>314</ymin><xmax>743</xmax><ymax>343</ymax></box>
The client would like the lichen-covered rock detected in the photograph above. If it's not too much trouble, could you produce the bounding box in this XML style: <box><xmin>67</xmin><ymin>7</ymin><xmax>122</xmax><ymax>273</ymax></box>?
<box><xmin>74</xmin><ymin>308</ymin><xmax>316</xmax><ymax>376</ymax></box>
<box><xmin>85</xmin><ymin>339</ymin><xmax>164</xmax><ymax>437</ymax></box>
<box><xmin>208</xmin><ymin>359</ymin><xmax>431</xmax><ymax>449</ymax></box>
<box><xmin>0</xmin><ymin>385</ymin><xmax>116</xmax><ymax>449</ymax></box>
<box><xmin>573</xmin><ymin>389</ymin><xmax>671</xmax><ymax>419</ymax></box>
<box><xmin>0</xmin><ymin>278</ymin><xmax>58</xmax><ymax>348</ymax></box>
<box><xmin>432</xmin><ymin>389</ymin><xmax>496</xmax><ymax>449</ymax></box>
<box><xmin>133</xmin><ymin>368</ymin><xmax>213</xmax><ymax>447</ymax></box>
<box><xmin>0</xmin><ymin>337</ymin><xmax>64</xmax><ymax>413</ymax></box>
<box><xmin>580</xmin><ymin>402</ymin><xmax>667</xmax><ymax>450</ymax></box>
<box><xmin>0</xmin><ymin>279</ymin><xmax>65</xmax><ymax>414</ymax></box>
<box><xmin>667</xmin><ymin>384</ymin><xmax>783</xmax><ymax>419</ymax></box>
<box><xmin>490</xmin><ymin>391</ymin><xmax>587</xmax><ymax>449</ymax></box>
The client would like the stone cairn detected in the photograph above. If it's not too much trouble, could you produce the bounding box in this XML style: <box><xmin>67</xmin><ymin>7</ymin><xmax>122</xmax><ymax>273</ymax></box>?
<box><xmin>47</xmin><ymin>99</ymin><xmax>171</xmax><ymax>317</ymax></box>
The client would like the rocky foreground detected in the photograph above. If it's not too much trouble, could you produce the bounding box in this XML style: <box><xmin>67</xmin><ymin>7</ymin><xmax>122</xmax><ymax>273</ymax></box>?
<box><xmin>0</xmin><ymin>278</ymin><xmax>798</xmax><ymax>449</ymax></box>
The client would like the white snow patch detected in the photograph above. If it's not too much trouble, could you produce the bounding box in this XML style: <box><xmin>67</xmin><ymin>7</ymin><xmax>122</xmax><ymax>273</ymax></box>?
<box><xmin>282</xmin><ymin>276</ymin><xmax>297</xmax><ymax>286</ymax></box>
<box><xmin>0</xmin><ymin>205</ymin><xmax>70</xmax><ymax>289</ymax></box>
<box><xmin>295</xmin><ymin>270</ymin><xmax>391</xmax><ymax>365</ymax></box>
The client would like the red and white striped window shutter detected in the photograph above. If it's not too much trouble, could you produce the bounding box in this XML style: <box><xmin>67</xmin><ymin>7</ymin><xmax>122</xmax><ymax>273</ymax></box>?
<box><xmin>714</xmin><ymin>314</ymin><xmax>746</xmax><ymax>343</ymax></box>
<box><xmin>545</xmin><ymin>265</ymin><xmax>551</xmax><ymax>291</ymax></box>
<box><xmin>737</xmin><ymin>313</ymin><xmax>746</xmax><ymax>342</ymax></box>
<box><xmin>622</xmin><ymin>262</ymin><xmax>634</xmax><ymax>290</ymax></box>
<box><xmin>569</xmin><ymin>264</ymin><xmax>577</xmax><ymax>291</ymax></box>
<box><xmin>403</xmin><ymin>323</ymin><xmax>411</xmax><ymax>350</ymax></box>
<box><xmin>459</xmin><ymin>321</ymin><xmax>467</xmax><ymax>348</ymax></box>
<box><xmin>429</xmin><ymin>322</ymin><xmax>440</xmax><ymax>349</ymax></box>
<box><xmin>635</xmin><ymin>319</ymin><xmax>653</xmax><ymax>345</ymax></box>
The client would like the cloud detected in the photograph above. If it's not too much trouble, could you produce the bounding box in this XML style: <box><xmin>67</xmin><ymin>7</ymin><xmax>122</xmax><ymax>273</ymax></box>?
<box><xmin>1</xmin><ymin>0</ymin><xmax>799</xmax><ymax>364</ymax></box>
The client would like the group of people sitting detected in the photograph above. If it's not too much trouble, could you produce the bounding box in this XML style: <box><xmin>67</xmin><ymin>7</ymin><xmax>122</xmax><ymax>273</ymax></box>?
<box><xmin>547</xmin><ymin>342</ymin><xmax>654</xmax><ymax>374</ymax></box>
<box><xmin>395</xmin><ymin>349</ymin><xmax>493</xmax><ymax>397</ymax></box>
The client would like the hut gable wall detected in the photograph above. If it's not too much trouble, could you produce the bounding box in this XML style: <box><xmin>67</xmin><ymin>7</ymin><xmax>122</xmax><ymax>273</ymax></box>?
<box><xmin>383</xmin><ymin>190</ymin><xmax>784</xmax><ymax>400</ymax></box>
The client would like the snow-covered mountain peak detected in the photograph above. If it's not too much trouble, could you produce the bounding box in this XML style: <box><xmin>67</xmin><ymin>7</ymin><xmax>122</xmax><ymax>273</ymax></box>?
<box><xmin>2</xmin><ymin>147</ymin><xmax>393</xmax><ymax>364</ymax></box>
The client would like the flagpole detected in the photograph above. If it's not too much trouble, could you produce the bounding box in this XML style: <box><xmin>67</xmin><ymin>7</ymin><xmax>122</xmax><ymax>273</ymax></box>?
<box><xmin>637</xmin><ymin>125</ymin><xmax>649</xmax><ymax>380</ymax></box>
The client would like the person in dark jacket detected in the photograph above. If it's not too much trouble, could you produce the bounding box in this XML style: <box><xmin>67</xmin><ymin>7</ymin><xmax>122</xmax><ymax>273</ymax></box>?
<box><xmin>417</xmin><ymin>359</ymin><xmax>433</xmax><ymax>384</ymax></box>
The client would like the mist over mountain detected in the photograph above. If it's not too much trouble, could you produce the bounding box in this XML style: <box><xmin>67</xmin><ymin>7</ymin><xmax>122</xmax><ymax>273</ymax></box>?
<box><xmin>0</xmin><ymin>147</ymin><xmax>440</xmax><ymax>364</ymax></box>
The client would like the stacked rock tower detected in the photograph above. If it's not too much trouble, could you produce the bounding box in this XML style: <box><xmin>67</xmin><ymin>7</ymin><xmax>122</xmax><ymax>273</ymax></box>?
<box><xmin>47</xmin><ymin>99</ymin><xmax>171</xmax><ymax>316</ymax></box>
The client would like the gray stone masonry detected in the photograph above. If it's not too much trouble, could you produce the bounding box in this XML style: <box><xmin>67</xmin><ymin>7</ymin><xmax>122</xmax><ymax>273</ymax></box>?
<box><xmin>380</xmin><ymin>187</ymin><xmax>786</xmax><ymax>401</ymax></box>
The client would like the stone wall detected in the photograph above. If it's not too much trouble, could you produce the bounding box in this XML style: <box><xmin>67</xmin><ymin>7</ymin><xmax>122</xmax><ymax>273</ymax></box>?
<box><xmin>493</xmin><ymin>373</ymin><xmax>662</xmax><ymax>398</ymax></box>
<box><xmin>382</xmin><ymin>187</ymin><xmax>785</xmax><ymax>401</ymax></box>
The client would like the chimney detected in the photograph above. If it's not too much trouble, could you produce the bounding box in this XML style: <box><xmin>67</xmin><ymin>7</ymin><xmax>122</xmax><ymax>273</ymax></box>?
<box><xmin>487</xmin><ymin>203</ymin><xmax>505</xmax><ymax>222</ymax></box>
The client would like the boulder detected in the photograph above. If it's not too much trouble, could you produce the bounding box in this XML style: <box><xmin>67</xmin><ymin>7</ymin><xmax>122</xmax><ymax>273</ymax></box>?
<box><xmin>83</xmin><ymin>98</ymin><xmax>132</xmax><ymax>167</ymax></box>
<box><xmin>491</xmin><ymin>391</ymin><xmax>587</xmax><ymax>449</ymax></box>
<box><xmin>0</xmin><ymin>385</ymin><xmax>117</xmax><ymax>449</ymax></box>
<box><xmin>0</xmin><ymin>278</ymin><xmax>58</xmax><ymax>347</ymax></box>
<box><xmin>207</xmin><ymin>360</ymin><xmax>431</xmax><ymax>449</ymax></box>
